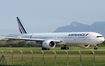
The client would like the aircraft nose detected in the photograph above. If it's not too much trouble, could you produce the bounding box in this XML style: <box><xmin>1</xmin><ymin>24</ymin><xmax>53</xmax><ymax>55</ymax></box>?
<box><xmin>101</xmin><ymin>37</ymin><xmax>105</xmax><ymax>44</ymax></box>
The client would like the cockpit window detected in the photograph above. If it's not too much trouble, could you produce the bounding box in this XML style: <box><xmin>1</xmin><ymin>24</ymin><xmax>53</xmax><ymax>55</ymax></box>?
<box><xmin>97</xmin><ymin>36</ymin><xmax>103</xmax><ymax>38</ymax></box>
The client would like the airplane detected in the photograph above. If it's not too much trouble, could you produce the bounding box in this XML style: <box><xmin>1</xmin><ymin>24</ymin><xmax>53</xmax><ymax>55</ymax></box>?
<box><xmin>4</xmin><ymin>17</ymin><xmax>105</xmax><ymax>50</ymax></box>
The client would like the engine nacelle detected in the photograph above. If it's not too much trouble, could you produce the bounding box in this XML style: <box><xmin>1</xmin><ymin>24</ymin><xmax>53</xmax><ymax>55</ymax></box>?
<box><xmin>42</xmin><ymin>40</ymin><xmax>56</xmax><ymax>49</ymax></box>
<box><xmin>78</xmin><ymin>45</ymin><xmax>90</xmax><ymax>48</ymax></box>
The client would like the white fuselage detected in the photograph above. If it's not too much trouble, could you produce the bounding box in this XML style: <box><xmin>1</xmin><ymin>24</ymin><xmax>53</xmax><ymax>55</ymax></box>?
<box><xmin>19</xmin><ymin>32</ymin><xmax>104</xmax><ymax>45</ymax></box>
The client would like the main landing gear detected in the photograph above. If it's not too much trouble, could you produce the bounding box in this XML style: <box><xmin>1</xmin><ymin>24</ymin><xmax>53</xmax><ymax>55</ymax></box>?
<box><xmin>61</xmin><ymin>45</ymin><xmax>69</xmax><ymax>50</ymax></box>
<box><xmin>42</xmin><ymin>47</ymin><xmax>50</xmax><ymax>50</ymax></box>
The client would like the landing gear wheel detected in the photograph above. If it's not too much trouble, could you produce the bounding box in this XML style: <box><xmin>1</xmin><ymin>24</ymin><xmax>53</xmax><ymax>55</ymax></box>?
<box><xmin>42</xmin><ymin>47</ymin><xmax>50</xmax><ymax>50</ymax></box>
<box><xmin>94</xmin><ymin>47</ymin><xmax>98</xmax><ymax>50</ymax></box>
<box><xmin>61</xmin><ymin>45</ymin><xmax>69</xmax><ymax>50</ymax></box>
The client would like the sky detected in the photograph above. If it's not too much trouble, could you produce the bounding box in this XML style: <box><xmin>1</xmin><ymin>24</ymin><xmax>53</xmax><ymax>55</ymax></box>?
<box><xmin>0</xmin><ymin>0</ymin><xmax>105</xmax><ymax>34</ymax></box>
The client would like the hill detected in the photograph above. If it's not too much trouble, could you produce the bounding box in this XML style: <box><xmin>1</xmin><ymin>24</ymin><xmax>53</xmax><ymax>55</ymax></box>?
<box><xmin>54</xmin><ymin>21</ymin><xmax>105</xmax><ymax>37</ymax></box>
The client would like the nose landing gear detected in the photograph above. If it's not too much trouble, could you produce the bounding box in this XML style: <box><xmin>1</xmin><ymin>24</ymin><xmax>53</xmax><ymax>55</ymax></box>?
<box><xmin>94</xmin><ymin>44</ymin><xmax>98</xmax><ymax>50</ymax></box>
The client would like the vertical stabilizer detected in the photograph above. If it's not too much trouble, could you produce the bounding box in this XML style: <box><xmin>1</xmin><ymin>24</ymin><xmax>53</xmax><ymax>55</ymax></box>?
<box><xmin>16</xmin><ymin>17</ymin><xmax>27</xmax><ymax>34</ymax></box>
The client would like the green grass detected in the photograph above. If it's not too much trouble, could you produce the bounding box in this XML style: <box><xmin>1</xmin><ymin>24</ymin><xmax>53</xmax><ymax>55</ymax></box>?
<box><xmin>0</xmin><ymin>47</ymin><xmax>105</xmax><ymax>66</ymax></box>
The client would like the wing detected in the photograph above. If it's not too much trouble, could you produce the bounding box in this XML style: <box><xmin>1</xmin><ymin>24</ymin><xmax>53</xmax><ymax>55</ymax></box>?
<box><xmin>0</xmin><ymin>34</ymin><xmax>21</xmax><ymax>40</ymax></box>
<box><xmin>0</xmin><ymin>35</ymin><xmax>7</xmax><ymax>36</ymax></box>
<box><xmin>6</xmin><ymin>37</ymin><xmax>62</xmax><ymax>43</ymax></box>
<box><xmin>0</xmin><ymin>35</ymin><xmax>8</xmax><ymax>40</ymax></box>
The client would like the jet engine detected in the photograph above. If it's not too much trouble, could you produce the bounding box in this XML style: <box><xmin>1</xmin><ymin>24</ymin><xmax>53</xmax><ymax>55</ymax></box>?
<box><xmin>42</xmin><ymin>40</ymin><xmax>56</xmax><ymax>49</ymax></box>
<box><xmin>78</xmin><ymin>45</ymin><xmax>90</xmax><ymax>48</ymax></box>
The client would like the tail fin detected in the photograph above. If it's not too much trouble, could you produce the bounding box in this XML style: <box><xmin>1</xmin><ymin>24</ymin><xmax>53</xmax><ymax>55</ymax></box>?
<box><xmin>16</xmin><ymin>17</ymin><xmax>27</xmax><ymax>34</ymax></box>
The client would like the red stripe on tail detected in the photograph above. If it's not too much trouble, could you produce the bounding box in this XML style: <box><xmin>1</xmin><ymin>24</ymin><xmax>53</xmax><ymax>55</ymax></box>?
<box><xmin>19</xmin><ymin>27</ymin><xmax>23</xmax><ymax>34</ymax></box>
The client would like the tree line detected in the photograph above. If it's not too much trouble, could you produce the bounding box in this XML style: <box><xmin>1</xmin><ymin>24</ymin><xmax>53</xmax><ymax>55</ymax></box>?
<box><xmin>0</xmin><ymin>40</ymin><xmax>38</xmax><ymax>47</ymax></box>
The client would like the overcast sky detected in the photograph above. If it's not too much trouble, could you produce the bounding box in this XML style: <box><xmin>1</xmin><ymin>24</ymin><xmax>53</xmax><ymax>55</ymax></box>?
<box><xmin>0</xmin><ymin>0</ymin><xmax>105</xmax><ymax>34</ymax></box>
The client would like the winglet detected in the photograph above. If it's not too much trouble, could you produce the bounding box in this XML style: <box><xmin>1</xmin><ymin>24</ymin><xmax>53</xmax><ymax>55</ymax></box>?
<box><xmin>17</xmin><ymin>17</ymin><xmax>27</xmax><ymax>34</ymax></box>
